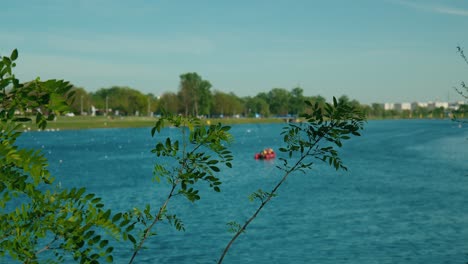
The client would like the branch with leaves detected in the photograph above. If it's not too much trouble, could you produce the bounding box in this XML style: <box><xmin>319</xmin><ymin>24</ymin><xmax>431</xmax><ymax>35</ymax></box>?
<box><xmin>453</xmin><ymin>46</ymin><xmax>468</xmax><ymax>124</ymax></box>
<box><xmin>0</xmin><ymin>49</ymin><xmax>131</xmax><ymax>264</ymax></box>
<box><xmin>128</xmin><ymin>111</ymin><xmax>233</xmax><ymax>263</ymax></box>
<box><xmin>217</xmin><ymin>97</ymin><xmax>365</xmax><ymax>263</ymax></box>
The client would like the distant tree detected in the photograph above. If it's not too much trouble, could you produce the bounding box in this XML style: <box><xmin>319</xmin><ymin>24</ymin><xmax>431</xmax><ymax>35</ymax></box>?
<box><xmin>401</xmin><ymin>109</ymin><xmax>411</xmax><ymax>119</ymax></box>
<box><xmin>412</xmin><ymin>106</ymin><xmax>429</xmax><ymax>119</ymax></box>
<box><xmin>303</xmin><ymin>95</ymin><xmax>326</xmax><ymax>114</ymax></box>
<box><xmin>384</xmin><ymin>109</ymin><xmax>399</xmax><ymax>119</ymax></box>
<box><xmin>360</xmin><ymin>104</ymin><xmax>372</xmax><ymax>118</ymax></box>
<box><xmin>256</xmin><ymin>92</ymin><xmax>269</xmax><ymax>102</ymax></box>
<box><xmin>455</xmin><ymin>104</ymin><xmax>468</xmax><ymax>119</ymax></box>
<box><xmin>338</xmin><ymin>95</ymin><xmax>350</xmax><ymax>105</ymax></box>
<box><xmin>370</xmin><ymin>103</ymin><xmax>384</xmax><ymax>119</ymax></box>
<box><xmin>158</xmin><ymin>92</ymin><xmax>180</xmax><ymax>114</ymax></box>
<box><xmin>179</xmin><ymin>72</ymin><xmax>199</xmax><ymax>116</ymax></box>
<box><xmin>244</xmin><ymin>96</ymin><xmax>270</xmax><ymax>117</ymax></box>
<box><xmin>146</xmin><ymin>93</ymin><xmax>160</xmax><ymax>116</ymax></box>
<box><xmin>268</xmin><ymin>88</ymin><xmax>290</xmax><ymax>116</ymax></box>
<box><xmin>178</xmin><ymin>72</ymin><xmax>212</xmax><ymax>117</ymax></box>
<box><xmin>91</xmin><ymin>86</ymin><xmax>147</xmax><ymax>115</ymax></box>
<box><xmin>212</xmin><ymin>91</ymin><xmax>243</xmax><ymax>117</ymax></box>
<box><xmin>431</xmin><ymin>107</ymin><xmax>445</xmax><ymax>119</ymax></box>
<box><xmin>198</xmin><ymin>80</ymin><xmax>213</xmax><ymax>116</ymax></box>
<box><xmin>66</xmin><ymin>87</ymin><xmax>91</xmax><ymax>115</ymax></box>
<box><xmin>289</xmin><ymin>87</ymin><xmax>305</xmax><ymax>116</ymax></box>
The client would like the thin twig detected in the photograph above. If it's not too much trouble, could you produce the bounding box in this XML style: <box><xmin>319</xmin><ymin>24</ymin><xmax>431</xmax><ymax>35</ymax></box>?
<box><xmin>128</xmin><ymin>183</ymin><xmax>177</xmax><ymax>264</ymax></box>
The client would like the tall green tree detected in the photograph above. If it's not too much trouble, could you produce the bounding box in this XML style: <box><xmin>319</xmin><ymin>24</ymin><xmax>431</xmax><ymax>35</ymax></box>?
<box><xmin>179</xmin><ymin>72</ymin><xmax>199</xmax><ymax>116</ymax></box>
<box><xmin>289</xmin><ymin>87</ymin><xmax>305</xmax><ymax>116</ymax></box>
<box><xmin>212</xmin><ymin>91</ymin><xmax>243</xmax><ymax>117</ymax></box>
<box><xmin>198</xmin><ymin>80</ymin><xmax>213</xmax><ymax>116</ymax></box>
<box><xmin>268</xmin><ymin>88</ymin><xmax>290</xmax><ymax>116</ymax></box>
<box><xmin>66</xmin><ymin>87</ymin><xmax>91</xmax><ymax>115</ymax></box>
<box><xmin>158</xmin><ymin>92</ymin><xmax>180</xmax><ymax>114</ymax></box>
<box><xmin>178</xmin><ymin>72</ymin><xmax>212</xmax><ymax>117</ymax></box>
<box><xmin>91</xmin><ymin>86</ymin><xmax>148</xmax><ymax>116</ymax></box>
<box><xmin>244</xmin><ymin>96</ymin><xmax>270</xmax><ymax>117</ymax></box>
<box><xmin>146</xmin><ymin>93</ymin><xmax>159</xmax><ymax>116</ymax></box>
<box><xmin>370</xmin><ymin>103</ymin><xmax>384</xmax><ymax>119</ymax></box>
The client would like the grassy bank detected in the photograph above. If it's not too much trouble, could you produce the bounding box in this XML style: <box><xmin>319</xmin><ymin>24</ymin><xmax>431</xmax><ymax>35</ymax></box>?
<box><xmin>18</xmin><ymin>116</ymin><xmax>287</xmax><ymax>131</ymax></box>
<box><xmin>19</xmin><ymin>115</ymin><xmax>455</xmax><ymax>131</ymax></box>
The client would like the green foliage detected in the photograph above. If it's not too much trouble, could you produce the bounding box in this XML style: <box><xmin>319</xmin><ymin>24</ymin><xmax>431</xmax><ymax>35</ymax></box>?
<box><xmin>278</xmin><ymin>97</ymin><xmax>365</xmax><ymax>172</ymax></box>
<box><xmin>268</xmin><ymin>88</ymin><xmax>290</xmax><ymax>116</ymax></box>
<box><xmin>1</xmin><ymin>49</ymin><xmax>367</xmax><ymax>264</ymax></box>
<box><xmin>211</xmin><ymin>91</ymin><xmax>243</xmax><ymax>117</ymax></box>
<box><xmin>128</xmin><ymin>110</ymin><xmax>234</xmax><ymax>263</ymax></box>
<box><xmin>244</xmin><ymin>96</ymin><xmax>270</xmax><ymax>117</ymax></box>
<box><xmin>90</xmin><ymin>86</ymin><xmax>150</xmax><ymax>116</ymax></box>
<box><xmin>178</xmin><ymin>72</ymin><xmax>213</xmax><ymax>117</ymax></box>
<box><xmin>217</xmin><ymin>97</ymin><xmax>365</xmax><ymax>264</ymax></box>
<box><xmin>0</xmin><ymin>49</ymin><xmax>130</xmax><ymax>263</ymax></box>
<box><xmin>157</xmin><ymin>92</ymin><xmax>180</xmax><ymax>114</ymax></box>
<box><xmin>289</xmin><ymin>87</ymin><xmax>306</xmax><ymax>116</ymax></box>
<box><xmin>150</xmin><ymin>111</ymin><xmax>233</xmax><ymax>198</ymax></box>
<box><xmin>226</xmin><ymin>221</ymin><xmax>243</xmax><ymax>234</ymax></box>
<box><xmin>248</xmin><ymin>189</ymin><xmax>276</xmax><ymax>203</ymax></box>
<box><xmin>0</xmin><ymin>50</ymin><xmax>73</xmax><ymax>130</ymax></box>
<box><xmin>454</xmin><ymin>46</ymin><xmax>468</xmax><ymax>124</ymax></box>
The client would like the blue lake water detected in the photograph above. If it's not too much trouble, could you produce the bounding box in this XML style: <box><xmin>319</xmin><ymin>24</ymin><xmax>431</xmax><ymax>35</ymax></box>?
<box><xmin>11</xmin><ymin>120</ymin><xmax>468</xmax><ymax>263</ymax></box>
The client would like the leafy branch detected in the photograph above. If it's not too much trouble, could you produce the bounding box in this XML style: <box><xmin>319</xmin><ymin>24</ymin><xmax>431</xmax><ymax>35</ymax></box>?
<box><xmin>1</xmin><ymin>49</ymin><xmax>131</xmax><ymax>264</ymax></box>
<box><xmin>217</xmin><ymin>97</ymin><xmax>365</xmax><ymax>263</ymax></box>
<box><xmin>453</xmin><ymin>46</ymin><xmax>468</xmax><ymax>124</ymax></box>
<box><xmin>128</xmin><ymin>111</ymin><xmax>233</xmax><ymax>263</ymax></box>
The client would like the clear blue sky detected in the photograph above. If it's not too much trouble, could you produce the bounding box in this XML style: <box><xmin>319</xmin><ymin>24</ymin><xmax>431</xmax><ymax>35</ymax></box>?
<box><xmin>2</xmin><ymin>0</ymin><xmax>468</xmax><ymax>104</ymax></box>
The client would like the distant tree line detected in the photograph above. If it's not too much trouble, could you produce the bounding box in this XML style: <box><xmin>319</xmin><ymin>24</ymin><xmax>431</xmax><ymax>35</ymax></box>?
<box><xmin>64</xmin><ymin>72</ymin><xmax>467</xmax><ymax>119</ymax></box>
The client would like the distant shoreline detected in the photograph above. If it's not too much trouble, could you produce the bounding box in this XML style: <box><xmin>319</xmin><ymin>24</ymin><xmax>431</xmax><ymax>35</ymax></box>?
<box><xmin>16</xmin><ymin>116</ymin><xmax>456</xmax><ymax>132</ymax></box>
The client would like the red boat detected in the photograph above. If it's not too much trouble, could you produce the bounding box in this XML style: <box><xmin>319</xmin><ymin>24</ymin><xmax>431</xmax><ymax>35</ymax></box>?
<box><xmin>254</xmin><ymin>148</ymin><xmax>276</xmax><ymax>160</ymax></box>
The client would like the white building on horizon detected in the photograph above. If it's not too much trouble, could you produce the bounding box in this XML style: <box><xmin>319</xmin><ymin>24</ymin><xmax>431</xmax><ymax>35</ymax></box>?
<box><xmin>382</xmin><ymin>101</ymin><xmax>465</xmax><ymax>111</ymax></box>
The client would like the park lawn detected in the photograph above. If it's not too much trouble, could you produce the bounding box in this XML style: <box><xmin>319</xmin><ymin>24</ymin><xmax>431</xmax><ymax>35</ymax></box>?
<box><xmin>19</xmin><ymin>116</ymin><xmax>287</xmax><ymax>131</ymax></box>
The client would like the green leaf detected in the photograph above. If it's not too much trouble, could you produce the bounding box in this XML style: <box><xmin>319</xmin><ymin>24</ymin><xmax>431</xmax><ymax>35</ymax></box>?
<box><xmin>120</xmin><ymin>219</ymin><xmax>130</xmax><ymax>227</ymax></box>
<box><xmin>84</xmin><ymin>230</ymin><xmax>95</xmax><ymax>239</ymax></box>
<box><xmin>102</xmin><ymin>209</ymin><xmax>111</xmax><ymax>220</ymax></box>
<box><xmin>112</xmin><ymin>212</ymin><xmax>122</xmax><ymax>222</ymax></box>
<box><xmin>92</xmin><ymin>235</ymin><xmax>101</xmax><ymax>244</ymax></box>
<box><xmin>84</xmin><ymin>193</ymin><xmax>95</xmax><ymax>200</ymax></box>
<box><xmin>126</xmin><ymin>224</ymin><xmax>135</xmax><ymax>232</ymax></box>
<box><xmin>10</xmin><ymin>49</ymin><xmax>18</xmax><ymax>61</ymax></box>
<box><xmin>105</xmin><ymin>247</ymin><xmax>114</xmax><ymax>254</ymax></box>
<box><xmin>99</xmin><ymin>240</ymin><xmax>109</xmax><ymax>248</ymax></box>
<box><xmin>128</xmin><ymin>234</ymin><xmax>136</xmax><ymax>244</ymax></box>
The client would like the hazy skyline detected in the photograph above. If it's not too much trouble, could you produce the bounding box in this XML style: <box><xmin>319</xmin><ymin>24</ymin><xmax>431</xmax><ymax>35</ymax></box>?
<box><xmin>2</xmin><ymin>0</ymin><xmax>468</xmax><ymax>104</ymax></box>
